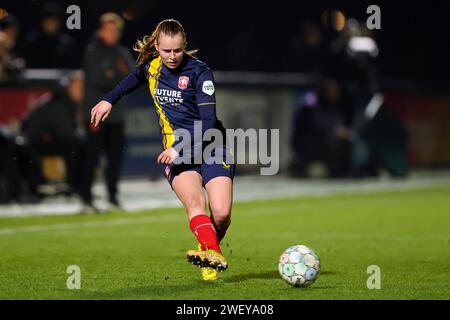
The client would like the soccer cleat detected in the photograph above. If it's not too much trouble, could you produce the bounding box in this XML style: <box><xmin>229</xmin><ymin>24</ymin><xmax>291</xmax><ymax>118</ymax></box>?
<box><xmin>201</xmin><ymin>267</ymin><xmax>219</xmax><ymax>281</ymax></box>
<box><xmin>186</xmin><ymin>247</ymin><xmax>228</xmax><ymax>272</ymax></box>
<box><xmin>193</xmin><ymin>244</ymin><xmax>219</xmax><ymax>281</ymax></box>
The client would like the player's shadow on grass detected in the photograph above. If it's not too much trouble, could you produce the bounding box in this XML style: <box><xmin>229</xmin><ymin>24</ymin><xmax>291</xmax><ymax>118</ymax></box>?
<box><xmin>224</xmin><ymin>270</ymin><xmax>338</xmax><ymax>284</ymax></box>
<box><xmin>224</xmin><ymin>270</ymin><xmax>280</xmax><ymax>283</ymax></box>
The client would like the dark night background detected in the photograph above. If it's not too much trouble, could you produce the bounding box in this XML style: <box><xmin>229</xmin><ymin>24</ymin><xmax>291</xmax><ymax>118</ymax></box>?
<box><xmin>1</xmin><ymin>0</ymin><xmax>450</xmax><ymax>207</ymax></box>
<box><xmin>2</xmin><ymin>0</ymin><xmax>450</xmax><ymax>80</ymax></box>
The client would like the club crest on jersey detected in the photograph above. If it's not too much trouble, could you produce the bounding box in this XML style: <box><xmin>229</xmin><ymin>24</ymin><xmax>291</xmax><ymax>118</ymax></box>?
<box><xmin>178</xmin><ymin>76</ymin><xmax>189</xmax><ymax>90</ymax></box>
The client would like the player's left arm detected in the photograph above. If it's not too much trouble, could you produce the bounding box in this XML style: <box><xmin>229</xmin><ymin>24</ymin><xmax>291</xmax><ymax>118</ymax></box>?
<box><xmin>196</xmin><ymin>67</ymin><xmax>217</xmax><ymax>133</ymax></box>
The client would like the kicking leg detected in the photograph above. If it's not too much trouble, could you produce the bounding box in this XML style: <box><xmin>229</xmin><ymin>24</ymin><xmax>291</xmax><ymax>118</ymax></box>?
<box><xmin>172</xmin><ymin>171</ymin><xmax>227</xmax><ymax>271</ymax></box>
<box><xmin>206</xmin><ymin>176</ymin><xmax>233</xmax><ymax>244</ymax></box>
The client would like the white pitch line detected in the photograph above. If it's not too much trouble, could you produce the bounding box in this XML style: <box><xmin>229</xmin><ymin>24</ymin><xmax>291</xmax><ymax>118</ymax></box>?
<box><xmin>0</xmin><ymin>214</ymin><xmax>182</xmax><ymax>236</ymax></box>
<box><xmin>0</xmin><ymin>206</ymin><xmax>296</xmax><ymax>236</ymax></box>
<box><xmin>1</xmin><ymin>175</ymin><xmax>450</xmax><ymax>218</ymax></box>
<box><xmin>0</xmin><ymin>202</ymin><xmax>304</xmax><ymax>236</ymax></box>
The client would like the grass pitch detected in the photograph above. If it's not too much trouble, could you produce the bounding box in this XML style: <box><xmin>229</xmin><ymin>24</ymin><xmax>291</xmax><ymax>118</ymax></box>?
<box><xmin>0</xmin><ymin>186</ymin><xmax>449</xmax><ymax>300</ymax></box>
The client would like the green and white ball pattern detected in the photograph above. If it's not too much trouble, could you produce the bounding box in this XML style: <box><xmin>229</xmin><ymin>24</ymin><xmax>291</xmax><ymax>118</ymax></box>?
<box><xmin>278</xmin><ymin>245</ymin><xmax>320</xmax><ymax>287</ymax></box>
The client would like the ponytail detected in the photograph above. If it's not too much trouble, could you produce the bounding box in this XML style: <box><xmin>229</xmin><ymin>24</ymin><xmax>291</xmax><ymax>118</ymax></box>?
<box><xmin>133</xmin><ymin>18</ymin><xmax>197</xmax><ymax>65</ymax></box>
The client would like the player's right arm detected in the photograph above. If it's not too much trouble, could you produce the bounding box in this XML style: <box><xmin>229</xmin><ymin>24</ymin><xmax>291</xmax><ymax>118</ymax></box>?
<box><xmin>91</xmin><ymin>64</ymin><xmax>147</xmax><ymax>127</ymax></box>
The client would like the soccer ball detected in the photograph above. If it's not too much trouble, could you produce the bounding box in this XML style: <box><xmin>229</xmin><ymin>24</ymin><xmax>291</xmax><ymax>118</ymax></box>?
<box><xmin>278</xmin><ymin>245</ymin><xmax>320</xmax><ymax>287</ymax></box>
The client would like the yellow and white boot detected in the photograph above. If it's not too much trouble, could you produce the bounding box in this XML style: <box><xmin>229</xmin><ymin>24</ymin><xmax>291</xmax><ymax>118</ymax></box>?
<box><xmin>187</xmin><ymin>244</ymin><xmax>220</xmax><ymax>280</ymax></box>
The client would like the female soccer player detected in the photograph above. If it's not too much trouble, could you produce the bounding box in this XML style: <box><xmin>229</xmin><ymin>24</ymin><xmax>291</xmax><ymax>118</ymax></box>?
<box><xmin>90</xmin><ymin>19</ymin><xmax>235</xmax><ymax>281</ymax></box>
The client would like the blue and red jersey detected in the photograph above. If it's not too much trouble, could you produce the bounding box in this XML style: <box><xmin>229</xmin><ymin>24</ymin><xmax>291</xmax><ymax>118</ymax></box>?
<box><xmin>103</xmin><ymin>54</ymin><xmax>225</xmax><ymax>152</ymax></box>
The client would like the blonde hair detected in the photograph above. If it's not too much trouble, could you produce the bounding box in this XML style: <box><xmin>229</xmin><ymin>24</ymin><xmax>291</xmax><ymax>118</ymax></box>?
<box><xmin>99</xmin><ymin>12</ymin><xmax>125</xmax><ymax>30</ymax></box>
<box><xmin>133</xmin><ymin>19</ymin><xmax>197</xmax><ymax>65</ymax></box>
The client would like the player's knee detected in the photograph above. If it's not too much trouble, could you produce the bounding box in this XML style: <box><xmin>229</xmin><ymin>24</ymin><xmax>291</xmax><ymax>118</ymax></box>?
<box><xmin>210</xmin><ymin>203</ymin><xmax>231</xmax><ymax>226</ymax></box>
<box><xmin>184</xmin><ymin>195</ymin><xmax>206</xmax><ymax>214</ymax></box>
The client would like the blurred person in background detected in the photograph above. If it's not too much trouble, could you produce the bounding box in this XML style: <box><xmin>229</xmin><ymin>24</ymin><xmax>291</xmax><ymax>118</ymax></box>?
<box><xmin>21</xmin><ymin>71</ymin><xmax>85</xmax><ymax>198</ymax></box>
<box><xmin>21</xmin><ymin>2</ymin><xmax>77</xmax><ymax>69</ymax></box>
<box><xmin>326</xmin><ymin>18</ymin><xmax>408</xmax><ymax>177</ymax></box>
<box><xmin>0</xmin><ymin>125</ymin><xmax>42</xmax><ymax>204</ymax></box>
<box><xmin>282</xmin><ymin>21</ymin><xmax>326</xmax><ymax>73</ymax></box>
<box><xmin>315</xmin><ymin>78</ymin><xmax>353</xmax><ymax>178</ymax></box>
<box><xmin>0</xmin><ymin>126</ymin><xmax>25</xmax><ymax>203</ymax></box>
<box><xmin>326</xmin><ymin>18</ymin><xmax>380</xmax><ymax>114</ymax></box>
<box><xmin>351</xmin><ymin>93</ymin><xmax>409</xmax><ymax>178</ymax></box>
<box><xmin>0</xmin><ymin>14</ymin><xmax>20</xmax><ymax>57</ymax></box>
<box><xmin>81</xmin><ymin>12</ymin><xmax>134</xmax><ymax>212</ymax></box>
<box><xmin>0</xmin><ymin>30</ymin><xmax>25</xmax><ymax>83</ymax></box>
<box><xmin>290</xmin><ymin>78</ymin><xmax>354</xmax><ymax>178</ymax></box>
